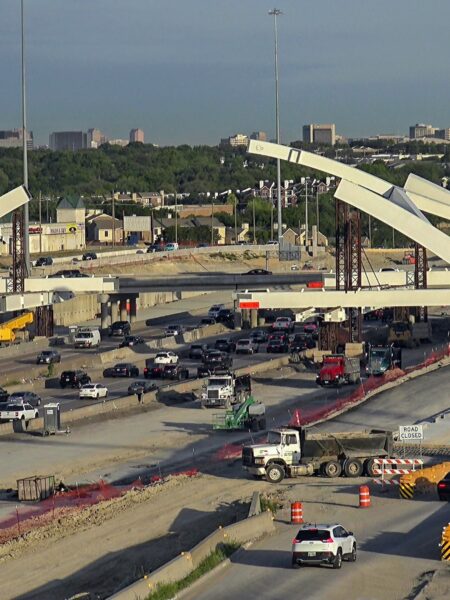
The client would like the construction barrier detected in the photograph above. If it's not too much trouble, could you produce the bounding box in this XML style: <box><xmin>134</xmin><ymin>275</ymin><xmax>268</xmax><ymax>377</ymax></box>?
<box><xmin>399</xmin><ymin>480</ymin><xmax>416</xmax><ymax>499</ymax></box>
<box><xmin>291</xmin><ymin>502</ymin><xmax>303</xmax><ymax>524</ymax></box>
<box><xmin>441</xmin><ymin>523</ymin><xmax>450</xmax><ymax>562</ymax></box>
<box><xmin>400</xmin><ymin>461</ymin><xmax>450</xmax><ymax>497</ymax></box>
<box><xmin>359</xmin><ymin>485</ymin><xmax>371</xmax><ymax>508</ymax></box>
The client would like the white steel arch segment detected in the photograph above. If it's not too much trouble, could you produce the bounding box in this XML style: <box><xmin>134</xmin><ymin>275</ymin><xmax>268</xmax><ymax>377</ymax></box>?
<box><xmin>0</xmin><ymin>185</ymin><xmax>30</xmax><ymax>219</ymax></box>
<box><xmin>404</xmin><ymin>173</ymin><xmax>450</xmax><ymax>221</ymax></box>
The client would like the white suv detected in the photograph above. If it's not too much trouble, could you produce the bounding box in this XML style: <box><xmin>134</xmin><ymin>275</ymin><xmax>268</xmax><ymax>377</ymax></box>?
<box><xmin>292</xmin><ymin>524</ymin><xmax>356</xmax><ymax>569</ymax></box>
<box><xmin>272</xmin><ymin>316</ymin><xmax>294</xmax><ymax>332</ymax></box>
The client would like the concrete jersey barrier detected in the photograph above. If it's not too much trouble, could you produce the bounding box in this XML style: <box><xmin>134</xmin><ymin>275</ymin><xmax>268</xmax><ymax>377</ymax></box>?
<box><xmin>108</xmin><ymin>510</ymin><xmax>275</xmax><ymax>600</ymax></box>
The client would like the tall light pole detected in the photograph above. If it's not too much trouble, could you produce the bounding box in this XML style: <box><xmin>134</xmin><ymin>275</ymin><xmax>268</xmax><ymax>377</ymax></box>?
<box><xmin>21</xmin><ymin>0</ymin><xmax>30</xmax><ymax>273</ymax></box>
<box><xmin>269</xmin><ymin>8</ymin><xmax>283</xmax><ymax>244</ymax></box>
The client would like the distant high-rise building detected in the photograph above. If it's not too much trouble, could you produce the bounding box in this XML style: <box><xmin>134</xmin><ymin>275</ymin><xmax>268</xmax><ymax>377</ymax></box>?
<box><xmin>0</xmin><ymin>128</ymin><xmax>33</xmax><ymax>149</ymax></box>
<box><xmin>49</xmin><ymin>131</ymin><xmax>86</xmax><ymax>151</ymax></box>
<box><xmin>409</xmin><ymin>123</ymin><xmax>437</xmax><ymax>139</ymax></box>
<box><xmin>250</xmin><ymin>131</ymin><xmax>267</xmax><ymax>141</ymax></box>
<box><xmin>130</xmin><ymin>128</ymin><xmax>144</xmax><ymax>143</ymax></box>
<box><xmin>87</xmin><ymin>128</ymin><xmax>107</xmax><ymax>148</ymax></box>
<box><xmin>303</xmin><ymin>124</ymin><xmax>336</xmax><ymax>146</ymax></box>
<box><xmin>220</xmin><ymin>133</ymin><xmax>249</xmax><ymax>147</ymax></box>
<box><xmin>435</xmin><ymin>128</ymin><xmax>450</xmax><ymax>141</ymax></box>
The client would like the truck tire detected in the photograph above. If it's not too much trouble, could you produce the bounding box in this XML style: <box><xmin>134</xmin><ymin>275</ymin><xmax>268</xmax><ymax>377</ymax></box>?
<box><xmin>322</xmin><ymin>460</ymin><xmax>342</xmax><ymax>478</ymax></box>
<box><xmin>343</xmin><ymin>458</ymin><xmax>363</xmax><ymax>478</ymax></box>
<box><xmin>364</xmin><ymin>458</ymin><xmax>378</xmax><ymax>477</ymax></box>
<box><xmin>265</xmin><ymin>463</ymin><xmax>285</xmax><ymax>483</ymax></box>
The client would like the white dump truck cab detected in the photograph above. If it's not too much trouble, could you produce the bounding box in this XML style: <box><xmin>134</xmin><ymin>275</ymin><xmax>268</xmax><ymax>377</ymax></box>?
<box><xmin>201</xmin><ymin>374</ymin><xmax>251</xmax><ymax>408</ymax></box>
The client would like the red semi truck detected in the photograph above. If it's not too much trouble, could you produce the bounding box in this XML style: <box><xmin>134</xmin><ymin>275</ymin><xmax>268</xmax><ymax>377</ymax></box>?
<box><xmin>316</xmin><ymin>354</ymin><xmax>361</xmax><ymax>387</ymax></box>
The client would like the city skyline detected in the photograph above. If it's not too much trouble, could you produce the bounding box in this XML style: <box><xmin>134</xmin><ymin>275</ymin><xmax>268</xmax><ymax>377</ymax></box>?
<box><xmin>1</xmin><ymin>1</ymin><xmax>450</xmax><ymax>146</ymax></box>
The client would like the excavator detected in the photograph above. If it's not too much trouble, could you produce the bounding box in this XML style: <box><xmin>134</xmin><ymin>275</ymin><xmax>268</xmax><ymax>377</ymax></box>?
<box><xmin>0</xmin><ymin>312</ymin><xmax>34</xmax><ymax>343</ymax></box>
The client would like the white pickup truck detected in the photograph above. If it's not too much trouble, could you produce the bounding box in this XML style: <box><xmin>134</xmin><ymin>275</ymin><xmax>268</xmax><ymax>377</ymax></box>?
<box><xmin>0</xmin><ymin>403</ymin><xmax>39</xmax><ymax>421</ymax></box>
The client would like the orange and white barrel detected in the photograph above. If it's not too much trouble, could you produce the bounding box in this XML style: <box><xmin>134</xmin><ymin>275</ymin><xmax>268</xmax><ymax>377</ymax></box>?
<box><xmin>359</xmin><ymin>485</ymin><xmax>371</xmax><ymax>508</ymax></box>
<box><xmin>291</xmin><ymin>501</ymin><xmax>303</xmax><ymax>524</ymax></box>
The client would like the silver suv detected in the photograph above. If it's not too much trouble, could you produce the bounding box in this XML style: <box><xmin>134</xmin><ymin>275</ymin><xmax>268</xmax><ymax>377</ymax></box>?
<box><xmin>292</xmin><ymin>524</ymin><xmax>356</xmax><ymax>569</ymax></box>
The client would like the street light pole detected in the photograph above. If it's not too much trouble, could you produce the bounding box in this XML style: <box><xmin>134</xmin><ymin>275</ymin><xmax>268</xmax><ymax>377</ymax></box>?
<box><xmin>305</xmin><ymin>179</ymin><xmax>309</xmax><ymax>248</ymax></box>
<box><xmin>234</xmin><ymin>196</ymin><xmax>238</xmax><ymax>244</ymax></box>
<box><xmin>21</xmin><ymin>0</ymin><xmax>30</xmax><ymax>273</ymax></box>
<box><xmin>269</xmin><ymin>8</ymin><xmax>283</xmax><ymax>244</ymax></box>
<box><xmin>174</xmin><ymin>190</ymin><xmax>178</xmax><ymax>244</ymax></box>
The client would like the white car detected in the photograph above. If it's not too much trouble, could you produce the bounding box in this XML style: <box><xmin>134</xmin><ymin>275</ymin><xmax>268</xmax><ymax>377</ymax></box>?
<box><xmin>154</xmin><ymin>351</ymin><xmax>179</xmax><ymax>365</ymax></box>
<box><xmin>208</xmin><ymin>304</ymin><xmax>225</xmax><ymax>319</ymax></box>
<box><xmin>235</xmin><ymin>338</ymin><xmax>259</xmax><ymax>354</ymax></box>
<box><xmin>272</xmin><ymin>316</ymin><xmax>295</xmax><ymax>332</ymax></box>
<box><xmin>292</xmin><ymin>523</ymin><xmax>357</xmax><ymax>569</ymax></box>
<box><xmin>0</xmin><ymin>403</ymin><xmax>39</xmax><ymax>421</ymax></box>
<box><xmin>79</xmin><ymin>383</ymin><xmax>108</xmax><ymax>399</ymax></box>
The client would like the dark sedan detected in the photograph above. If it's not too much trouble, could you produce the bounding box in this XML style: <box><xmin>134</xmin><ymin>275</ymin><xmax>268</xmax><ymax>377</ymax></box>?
<box><xmin>267</xmin><ymin>339</ymin><xmax>289</xmax><ymax>353</ymax></box>
<box><xmin>127</xmin><ymin>380</ymin><xmax>157</xmax><ymax>395</ymax></box>
<box><xmin>119</xmin><ymin>335</ymin><xmax>144</xmax><ymax>348</ymax></box>
<box><xmin>111</xmin><ymin>363</ymin><xmax>139</xmax><ymax>377</ymax></box>
<box><xmin>438</xmin><ymin>473</ymin><xmax>450</xmax><ymax>501</ymax></box>
<box><xmin>162</xmin><ymin>364</ymin><xmax>190</xmax><ymax>380</ymax></box>
<box><xmin>8</xmin><ymin>391</ymin><xmax>42</xmax><ymax>407</ymax></box>
<box><xmin>243</xmin><ymin>269</ymin><xmax>272</xmax><ymax>275</ymax></box>
<box><xmin>214</xmin><ymin>338</ymin><xmax>236</xmax><ymax>353</ymax></box>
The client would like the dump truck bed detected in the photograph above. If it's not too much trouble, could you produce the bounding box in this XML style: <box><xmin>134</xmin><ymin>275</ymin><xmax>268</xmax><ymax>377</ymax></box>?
<box><xmin>301</xmin><ymin>429</ymin><xmax>393</xmax><ymax>461</ymax></box>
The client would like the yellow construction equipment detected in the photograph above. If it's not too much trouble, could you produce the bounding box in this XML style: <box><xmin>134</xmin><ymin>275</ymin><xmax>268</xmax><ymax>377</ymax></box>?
<box><xmin>400</xmin><ymin>462</ymin><xmax>450</xmax><ymax>497</ymax></box>
<box><xmin>0</xmin><ymin>312</ymin><xmax>33</xmax><ymax>343</ymax></box>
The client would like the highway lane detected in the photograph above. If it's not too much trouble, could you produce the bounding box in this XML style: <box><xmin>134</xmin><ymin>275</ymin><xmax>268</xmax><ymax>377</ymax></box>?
<box><xmin>186</xmin><ymin>490</ymin><xmax>446</xmax><ymax>600</ymax></box>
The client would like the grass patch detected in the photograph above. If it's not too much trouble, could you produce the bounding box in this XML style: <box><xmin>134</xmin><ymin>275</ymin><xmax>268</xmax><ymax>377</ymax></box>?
<box><xmin>208</xmin><ymin>252</ymin><xmax>238</xmax><ymax>261</ymax></box>
<box><xmin>145</xmin><ymin>542</ymin><xmax>240</xmax><ymax>600</ymax></box>
<box><xmin>260</xmin><ymin>494</ymin><xmax>283</xmax><ymax>514</ymax></box>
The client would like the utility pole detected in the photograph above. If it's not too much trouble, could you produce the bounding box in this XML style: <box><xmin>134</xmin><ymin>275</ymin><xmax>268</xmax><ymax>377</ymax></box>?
<box><xmin>112</xmin><ymin>191</ymin><xmax>115</xmax><ymax>247</ymax></box>
<box><xmin>211</xmin><ymin>199</ymin><xmax>214</xmax><ymax>246</ymax></box>
<box><xmin>270</xmin><ymin>203</ymin><xmax>274</xmax><ymax>240</ymax></box>
<box><xmin>269</xmin><ymin>8</ymin><xmax>283</xmax><ymax>244</ymax></box>
<box><xmin>38</xmin><ymin>190</ymin><xmax>42</xmax><ymax>253</ymax></box>
<box><xmin>174</xmin><ymin>190</ymin><xmax>178</xmax><ymax>244</ymax></box>
<box><xmin>234</xmin><ymin>195</ymin><xmax>238</xmax><ymax>244</ymax></box>
<box><xmin>252</xmin><ymin>197</ymin><xmax>256</xmax><ymax>244</ymax></box>
<box><xmin>316</xmin><ymin>187</ymin><xmax>320</xmax><ymax>233</ymax></box>
<box><xmin>305</xmin><ymin>179</ymin><xmax>309</xmax><ymax>247</ymax></box>
<box><xmin>21</xmin><ymin>0</ymin><xmax>30</xmax><ymax>274</ymax></box>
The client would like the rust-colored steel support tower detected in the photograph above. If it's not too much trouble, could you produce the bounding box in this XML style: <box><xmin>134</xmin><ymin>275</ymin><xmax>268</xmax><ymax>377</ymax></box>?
<box><xmin>414</xmin><ymin>243</ymin><xmax>428</xmax><ymax>322</ymax></box>
<box><xmin>7</xmin><ymin>208</ymin><xmax>27</xmax><ymax>293</ymax></box>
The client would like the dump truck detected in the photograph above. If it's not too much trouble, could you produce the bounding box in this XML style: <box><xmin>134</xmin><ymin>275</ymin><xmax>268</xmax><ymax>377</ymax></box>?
<box><xmin>316</xmin><ymin>354</ymin><xmax>360</xmax><ymax>387</ymax></box>
<box><xmin>242</xmin><ymin>427</ymin><xmax>394</xmax><ymax>483</ymax></box>
<box><xmin>387</xmin><ymin>320</ymin><xmax>432</xmax><ymax>348</ymax></box>
<box><xmin>213</xmin><ymin>396</ymin><xmax>266</xmax><ymax>431</ymax></box>
<box><xmin>201</xmin><ymin>373</ymin><xmax>251</xmax><ymax>409</ymax></box>
<box><xmin>0</xmin><ymin>312</ymin><xmax>33</xmax><ymax>343</ymax></box>
<box><xmin>366</xmin><ymin>344</ymin><xmax>402</xmax><ymax>376</ymax></box>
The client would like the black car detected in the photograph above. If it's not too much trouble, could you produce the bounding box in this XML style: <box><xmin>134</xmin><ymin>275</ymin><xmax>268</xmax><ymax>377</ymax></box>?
<box><xmin>119</xmin><ymin>335</ymin><xmax>144</xmax><ymax>348</ymax></box>
<box><xmin>267</xmin><ymin>338</ymin><xmax>289</xmax><ymax>353</ymax></box>
<box><xmin>36</xmin><ymin>350</ymin><xmax>61</xmax><ymax>364</ymax></box>
<box><xmin>214</xmin><ymin>338</ymin><xmax>236</xmax><ymax>353</ymax></box>
<box><xmin>189</xmin><ymin>343</ymin><xmax>209</xmax><ymax>360</ymax></box>
<box><xmin>438</xmin><ymin>473</ymin><xmax>450</xmax><ymax>501</ymax></box>
<box><xmin>0</xmin><ymin>387</ymin><xmax>9</xmax><ymax>403</ymax></box>
<box><xmin>290</xmin><ymin>333</ymin><xmax>315</xmax><ymax>352</ymax></box>
<box><xmin>49</xmin><ymin>269</ymin><xmax>88</xmax><ymax>278</ymax></box>
<box><xmin>199</xmin><ymin>317</ymin><xmax>216</xmax><ymax>326</ymax></box>
<box><xmin>111</xmin><ymin>363</ymin><xmax>139</xmax><ymax>377</ymax></box>
<box><xmin>216</xmin><ymin>309</ymin><xmax>234</xmax><ymax>324</ymax></box>
<box><xmin>127</xmin><ymin>380</ymin><xmax>157</xmax><ymax>395</ymax></box>
<box><xmin>243</xmin><ymin>269</ymin><xmax>272</xmax><ymax>275</ymax></box>
<box><xmin>35</xmin><ymin>256</ymin><xmax>53</xmax><ymax>267</ymax></box>
<box><xmin>162</xmin><ymin>364</ymin><xmax>190</xmax><ymax>380</ymax></box>
<box><xmin>203</xmin><ymin>349</ymin><xmax>232</xmax><ymax>366</ymax></box>
<box><xmin>82</xmin><ymin>252</ymin><xmax>97</xmax><ymax>261</ymax></box>
<box><xmin>8</xmin><ymin>391</ymin><xmax>42</xmax><ymax>407</ymax></box>
<box><xmin>59</xmin><ymin>370</ymin><xmax>91</xmax><ymax>389</ymax></box>
<box><xmin>143</xmin><ymin>363</ymin><xmax>165</xmax><ymax>379</ymax></box>
<box><xmin>109</xmin><ymin>321</ymin><xmax>131</xmax><ymax>336</ymax></box>
<box><xmin>147</xmin><ymin>244</ymin><xmax>164</xmax><ymax>253</ymax></box>
<box><xmin>250</xmin><ymin>329</ymin><xmax>269</xmax><ymax>344</ymax></box>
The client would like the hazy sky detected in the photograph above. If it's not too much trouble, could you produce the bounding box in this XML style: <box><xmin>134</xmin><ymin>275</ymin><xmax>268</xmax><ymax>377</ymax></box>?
<box><xmin>1</xmin><ymin>0</ymin><xmax>450</xmax><ymax>146</ymax></box>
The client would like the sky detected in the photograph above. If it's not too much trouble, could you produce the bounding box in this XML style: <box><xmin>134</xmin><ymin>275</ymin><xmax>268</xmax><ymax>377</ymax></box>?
<box><xmin>1</xmin><ymin>0</ymin><xmax>450</xmax><ymax>147</ymax></box>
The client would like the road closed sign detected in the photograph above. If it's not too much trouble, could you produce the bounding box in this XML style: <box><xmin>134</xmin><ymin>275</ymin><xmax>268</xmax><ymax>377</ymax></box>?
<box><xmin>399</xmin><ymin>425</ymin><xmax>424</xmax><ymax>441</ymax></box>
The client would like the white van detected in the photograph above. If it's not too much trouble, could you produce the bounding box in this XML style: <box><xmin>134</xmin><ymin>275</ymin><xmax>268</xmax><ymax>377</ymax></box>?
<box><xmin>74</xmin><ymin>327</ymin><xmax>101</xmax><ymax>348</ymax></box>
